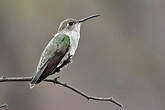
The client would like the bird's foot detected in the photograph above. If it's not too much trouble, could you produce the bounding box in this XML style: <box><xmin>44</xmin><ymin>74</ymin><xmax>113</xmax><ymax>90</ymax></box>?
<box><xmin>54</xmin><ymin>76</ymin><xmax>60</xmax><ymax>80</ymax></box>
<box><xmin>54</xmin><ymin>54</ymin><xmax>72</xmax><ymax>73</ymax></box>
<box><xmin>53</xmin><ymin>76</ymin><xmax>60</xmax><ymax>84</ymax></box>
<box><xmin>63</xmin><ymin>54</ymin><xmax>72</xmax><ymax>65</ymax></box>
<box><xmin>55</xmin><ymin>67</ymin><xmax>61</xmax><ymax>73</ymax></box>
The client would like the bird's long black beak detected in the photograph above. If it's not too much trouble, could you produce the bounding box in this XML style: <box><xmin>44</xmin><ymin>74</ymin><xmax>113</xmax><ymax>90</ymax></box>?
<box><xmin>78</xmin><ymin>14</ymin><xmax>101</xmax><ymax>23</ymax></box>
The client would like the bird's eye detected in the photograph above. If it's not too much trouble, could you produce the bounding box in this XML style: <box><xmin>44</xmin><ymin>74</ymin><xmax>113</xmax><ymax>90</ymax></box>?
<box><xmin>68</xmin><ymin>22</ymin><xmax>73</xmax><ymax>26</ymax></box>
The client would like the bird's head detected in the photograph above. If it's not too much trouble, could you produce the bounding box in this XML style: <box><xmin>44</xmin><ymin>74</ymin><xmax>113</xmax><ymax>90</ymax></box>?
<box><xmin>58</xmin><ymin>14</ymin><xmax>100</xmax><ymax>33</ymax></box>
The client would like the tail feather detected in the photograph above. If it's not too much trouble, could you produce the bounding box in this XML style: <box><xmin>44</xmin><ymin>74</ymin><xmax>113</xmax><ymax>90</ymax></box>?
<box><xmin>30</xmin><ymin>76</ymin><xmax>38</xmax><ymax>89</ymax></box>
<box><xmin>30</xmin><ymin>67</ymin><xmax>48</xmax><ymax>88</ymax></box>
<box><xmin>29</xmin><ymin>83</ymin><xmax>35</xmax><ymax>89</ymax></box>
<box><xmin>30</xmin><ymin>71</ymin><xmax>42</xmax><ymax>88</ymax></box>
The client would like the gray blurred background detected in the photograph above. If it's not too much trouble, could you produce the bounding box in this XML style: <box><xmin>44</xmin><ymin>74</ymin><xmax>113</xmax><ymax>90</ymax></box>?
<box><xmin>0</xmin><ymin>0</ymin><xmax>165</xmax><ymax>110</ymax></box>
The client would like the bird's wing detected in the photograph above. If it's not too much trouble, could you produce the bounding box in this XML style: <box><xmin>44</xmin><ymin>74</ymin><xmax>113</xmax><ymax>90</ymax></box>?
<box><xmin>31</xmin><ymin>34</ymin><xmax>70</xmax><ymax>85</ymax></box>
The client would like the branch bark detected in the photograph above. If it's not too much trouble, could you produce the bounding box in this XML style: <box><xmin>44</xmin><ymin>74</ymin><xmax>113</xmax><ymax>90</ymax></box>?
<box><xmin>0</xmin><ymin>104</ymin><xmax>8</xmax><ymax>109</ymax></box>
<box><xmin>0</xmin><ymin>76</ymin><xmax>123</xmax><ymax>108</ymax></box>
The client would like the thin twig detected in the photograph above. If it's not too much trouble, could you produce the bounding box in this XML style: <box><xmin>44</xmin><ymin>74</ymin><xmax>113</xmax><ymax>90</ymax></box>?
<box><xmin>0</xmin><ymin>104</ymin><xmax>8</xmax><ymax>109</ymax></box>
<box><xmin>0</xmin><ymin>76</ymin><xmax>123</xmax><ymax>108</ymax></box>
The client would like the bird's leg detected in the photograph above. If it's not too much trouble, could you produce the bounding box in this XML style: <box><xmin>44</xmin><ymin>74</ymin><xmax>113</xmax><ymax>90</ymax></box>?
<box><xmin>62</xmin><ymin>54</ymin><xmax>72</xmax><ymax>65</ymax></box>
<box><xmin>54</xmin><ymin>54</ymin><xmax>72</xmax><ymax>73</ymax></box>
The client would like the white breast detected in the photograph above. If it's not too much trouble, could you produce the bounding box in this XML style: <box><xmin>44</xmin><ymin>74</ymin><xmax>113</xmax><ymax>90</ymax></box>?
<box><xmin>57</xmin><ymin>23</ymin><xmax>81</xmax><ymax>67</ymax></box>
<box><xmin>64</xmin><ymin>23</ymin><xmax>81</xmax><ymax>56</ymax></box>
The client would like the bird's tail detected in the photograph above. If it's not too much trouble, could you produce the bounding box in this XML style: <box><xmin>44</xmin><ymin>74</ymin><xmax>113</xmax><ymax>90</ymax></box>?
<box><xmin>30</xmin><ymin>68</ymin><xmax>47</xmax><ymax>88</ymax></box>
<box><xmin>29</xmin><ymin>72</ymin><xmax>41</xmax><ymax>89</ymax></box>
<box><xmin>29</xmin><ymin>83</ymin><xmax>35</xmax><ymax>89</ymax></box>
<box><xmin>29</xmin><ymin>75</ymin><xmax>38</xmax><ymax>89</ymax></box>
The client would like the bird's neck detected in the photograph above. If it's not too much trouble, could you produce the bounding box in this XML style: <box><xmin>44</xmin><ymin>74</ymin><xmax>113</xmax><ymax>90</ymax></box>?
<box><xmin>58</xmin><ymin>24</ymin><xmax>81</xmax><ymax>55</ymax></box>
<box><xmin>64</xmin><ymin>30</ymin><xmax>80</xmax><ymax>56</ymax></box>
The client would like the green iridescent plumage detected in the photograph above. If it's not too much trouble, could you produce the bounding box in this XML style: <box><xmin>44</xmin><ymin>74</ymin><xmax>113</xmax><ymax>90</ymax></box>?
<box><xmin>30</xmin><ymin>34</ymin><xmax>70</xmax><ymax>86</ymax></box>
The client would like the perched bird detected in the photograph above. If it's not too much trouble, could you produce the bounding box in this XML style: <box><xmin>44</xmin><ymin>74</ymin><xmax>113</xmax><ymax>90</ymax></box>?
<box><xmin>30</xmin><ymin>14</ymin><xmax>100</xmax><ymax>88</ymax></box>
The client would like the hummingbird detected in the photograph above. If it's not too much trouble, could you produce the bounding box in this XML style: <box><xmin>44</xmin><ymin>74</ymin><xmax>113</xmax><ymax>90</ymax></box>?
<box><xmin>30</xmin><ymin>14</ymin><xmax>100</xmax><ymax>88</ymax></box>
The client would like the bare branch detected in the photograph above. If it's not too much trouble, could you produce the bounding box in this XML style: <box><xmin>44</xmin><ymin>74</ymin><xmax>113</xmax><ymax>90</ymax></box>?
<box><xmin>0</xmin><ymin>76</ymin><xmax>123</xmax><ymax>108</ymax></box>
<box><xmin>0</xmin><ymin>104</ymin><xmax>8</xmax><ymax>109</ymax></box>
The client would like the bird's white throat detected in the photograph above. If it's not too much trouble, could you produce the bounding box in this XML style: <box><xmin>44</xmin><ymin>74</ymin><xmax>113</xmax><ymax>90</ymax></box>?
<box><xmin>63</xmin><ymin>23</ymin><xmax>81</xmax><ymax>56</ymax></box>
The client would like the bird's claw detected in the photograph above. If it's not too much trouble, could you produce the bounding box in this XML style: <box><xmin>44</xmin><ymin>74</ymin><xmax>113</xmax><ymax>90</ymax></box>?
<box><xmin>54</xmin><ymin>76</ymin><xmax>60</xmax><ymax>81</ymax></box>
<box><xmin>64</xmin><ymin>54</ymin><xmax>72</xmax><ymax>64</ymax></box>
<box><xmin>54</xmin><ymin>54</ymin><xmax>72</xmax><ymax>73</ymax></box>
<box><xmin>55</xmin><ymin>67</ymin><xmax>61</xmax><ymax>72</ymax></box>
